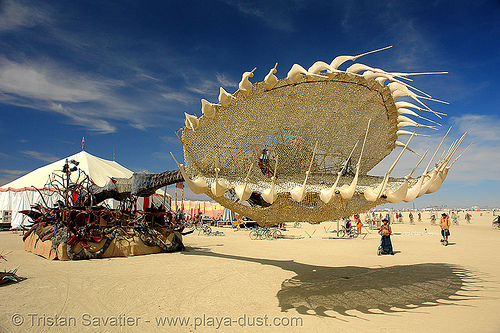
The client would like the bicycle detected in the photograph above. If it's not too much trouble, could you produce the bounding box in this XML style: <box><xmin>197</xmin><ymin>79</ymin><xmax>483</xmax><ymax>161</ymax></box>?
<box><xmin>249</xmin><ymin>227</ymin><xmax>273</xmax><ymax>240</ymax></box>
<box><xmin>337</xmin><ymin>225</ymin><xmax>359</xmax><ymax>238</ymax></box>
<box><xmin>197</xmin><ymin>224</ymin><xmax>212</xmax><ymax>236</ymax></box>
<box><xmin>492</xmin><ymin>216</ymin><xmax>500</xmax><ymax>229</ymax></box>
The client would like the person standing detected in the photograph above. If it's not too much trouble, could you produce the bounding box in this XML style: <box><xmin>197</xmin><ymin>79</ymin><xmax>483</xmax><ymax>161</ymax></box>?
<box><xmin>439</xmin><ymin>213</ymin><xmax>450</xmax><ymax>245</ymax></box>
<box><xmin>378</xmin><ymin>218</ymin><xmax>394</xmax><ymax>255</ymax></box>
<box><xmin>355</xmin><ymin>214</ymin><xmax>362</xmax><ymax>234</ymax></box>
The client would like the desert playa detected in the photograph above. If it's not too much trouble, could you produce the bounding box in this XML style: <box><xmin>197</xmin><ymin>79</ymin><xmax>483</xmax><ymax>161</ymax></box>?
<box><xmin>1</xmin><ymin>210</ymin><xmax>499</xmax><ymax>333</ymax></box>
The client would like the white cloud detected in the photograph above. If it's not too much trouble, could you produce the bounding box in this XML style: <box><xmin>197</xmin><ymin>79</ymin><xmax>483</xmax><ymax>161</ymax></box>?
<box><xmin>160</xmin><ymin>136</ymin><xmax>181</xmax><ymax>145</ymax></box>
<box><xmin>0</xmin><ymin>59</ymin><xmax>106</xmax><ymax>102</ymax></box>
<box><xmin>368</xmin><ymin>114</ymin><xmax>500</xmax><ymax>183</ymax></box>
<box><xmin>221</xmin><ymin>0</ymin><xmax>303</xmax><ymax>32</ymax></box>
<box><xmin>0</xmin><ymin>0</ymin><xmax>53</xmax><ymax>32</ymax></box>
<box><xmin>451</xmin><ymin>114</ymin><xmax>500</xmax><ymax>142</ymax></box>
<box><xmin>0</xmin><ymin>169</ymin><xmax>27</xmax><ymax>175</ymax></box>
<box><xmin>216</xmin><ymin>73</ymin><xmax>238</xmax><ymax>89</ymax></box>
<box><xmin>21</xmin><ymin>150</ymin><xmax>59</xmax><ymax>163</ymax></box>
<box><xmin>161</xmin><ymin>92</ymin><xmax>196</xmax><ymax>105</ymax></box>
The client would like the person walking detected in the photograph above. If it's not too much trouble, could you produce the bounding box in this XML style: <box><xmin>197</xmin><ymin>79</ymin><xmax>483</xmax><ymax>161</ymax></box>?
<box><xmin>439</xmin><ymin>213</ymin><xmax>450</xmax><ymax>245</ymax></box>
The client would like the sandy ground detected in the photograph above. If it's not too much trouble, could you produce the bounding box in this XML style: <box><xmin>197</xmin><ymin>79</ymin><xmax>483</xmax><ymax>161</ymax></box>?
<box><xmin>0</xmin><ymin>210</ymin><xmax>499</xmax><ymax>333</ymax></box>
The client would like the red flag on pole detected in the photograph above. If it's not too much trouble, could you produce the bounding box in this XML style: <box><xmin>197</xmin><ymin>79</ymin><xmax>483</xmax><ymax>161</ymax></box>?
<box><xmin>82</xmin><ymin>137</ymin><xmax>85</xmax><ymax>150</ymax></box>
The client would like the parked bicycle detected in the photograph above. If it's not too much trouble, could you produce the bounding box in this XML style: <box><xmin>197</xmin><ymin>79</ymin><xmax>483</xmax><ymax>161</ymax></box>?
<box><xmin>249</xmin><ymin>227</ymin><xmax>273</xmax><ymax>240</ymax></box>
<box><xmin>197</xmin><ymin>224</ymin><xmax>212</xmax><ymax>236</ymax></box>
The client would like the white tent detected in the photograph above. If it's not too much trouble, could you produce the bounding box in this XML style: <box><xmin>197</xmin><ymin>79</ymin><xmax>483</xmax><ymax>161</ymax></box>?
<box><xmin>0</xmin><ymin>150</ymin><xmax>170</xmax><ymax>229</ymax></box>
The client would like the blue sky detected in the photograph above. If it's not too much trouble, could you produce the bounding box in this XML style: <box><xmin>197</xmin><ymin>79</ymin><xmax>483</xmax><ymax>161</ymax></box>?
<box><xmin>0</xmin><ymin>0</ymin><xmax>499</xmax><ymax>208</ymax></box>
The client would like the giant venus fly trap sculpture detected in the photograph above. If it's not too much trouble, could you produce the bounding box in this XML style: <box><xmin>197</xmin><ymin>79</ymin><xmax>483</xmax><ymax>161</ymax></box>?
<box><xmin>171</xmin><ymin>46</ymin><xmax>468</xmax><ymax>227</ymax></box>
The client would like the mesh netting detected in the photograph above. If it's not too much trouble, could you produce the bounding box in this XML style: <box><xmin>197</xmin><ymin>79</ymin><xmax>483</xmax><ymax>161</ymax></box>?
<box><xmin>180</xmin><ymin>74</ymin><xmax>408</xmax><ymax>225</ymax></box>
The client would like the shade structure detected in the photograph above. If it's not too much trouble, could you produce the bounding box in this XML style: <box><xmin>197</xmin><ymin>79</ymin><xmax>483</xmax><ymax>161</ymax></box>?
<box><xmin>0</xmin><ymin>150</ymin><xmax>170</xmax><ymax>228</ymax></box>
<box><xmin>175</xmin><ymin>48</ymin><xmax>467</xmax><ymax>226</ymax></box>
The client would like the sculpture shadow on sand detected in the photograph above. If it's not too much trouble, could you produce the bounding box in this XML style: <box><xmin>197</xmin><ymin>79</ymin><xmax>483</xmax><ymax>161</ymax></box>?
<box><xmin>183</xmin><ymin>247</ymin><xmax>479</xmax><ymax>319</ymax></box>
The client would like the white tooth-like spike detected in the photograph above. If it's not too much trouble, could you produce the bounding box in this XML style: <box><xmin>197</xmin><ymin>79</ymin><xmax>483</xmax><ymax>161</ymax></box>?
<box><xmin>395</xmin><ymin>101</ymin><xmax>446</xmax><ymax>118</ymax></box>
<box><xmin>398</xmin><ymin>115</ymin><xmax>417</xmax><ymax>124</ymax></box>
<box><xmin>238</xmin><ymin>67</ymin><xmax>256</xmax><ymax>97</ymax></box>
<box><xmin>363</xmin><ymin>71</ymin><xmax>433</xmax><ymax>98</ymax></box>
<box><xmin>330</xmin><ymin>45</ymin><xmax>393</xmax><ymax>70</ymax></box>
<box><xmin>263</xmin><ymin>63</ymin><xmax>278</xmax><ymax>90</ymax></box>
<box><xmin>346</xmin><ymin>63</ymin><xmax>375</xmax><ymax>74</ymax></box>
<box><xmin>184</xmin><ymin>112</ymin><xmax>200</xmax><ymax>131</ymax></box>
<box><xmin>397</xmin><ymin>108</ymin><xmax>441</xmax><ymax>126</ymax></box>
<box><xmin>308</xmin><ymin>61</ymin><xmax>334</xmax><ymax>75</ymax></box>
<box><xmin>395</xmin><ymin>101</ymin><xmax>442</xmax><ymax>113</ymax></box>
<box><xmin>397</xmin><ymin>115</ymin><xmax>440</xmax><ymax>127</ymax></box>
<box><xmin>218</xmin><ymin>87</ymin><xmax>235</xmax><ymax>107</ymax></box>
<box><xmin>291</xmin><ymin>142</ymin><xmax>318</xmax><ymax>203</ymax></box>
<box><xmin>364</xmin><ymin>133</ymin><xmax>414</xmax><ymax>202</ymax></box>
<box><xmin>340</xmin><ymin>119</ymin><xmax>371</xmax><ymax>200</ymax></box>
<box><xmin>394</xmin><ymin>141</ymin><xmax>420</xmax><ymax>155</ymax></box>
<box><xmin>414</xmin><ymin>127</ymin><xmax>452</xmax><ymax>198</ymax></box>
<box><xmin>390</xmin><ymin>82</ymin><xmax>449</xmax><ymax>105</ymax></box>
<box><xmin>320</xmin><ymin>140</ymin><xmax>359</xmax><ymax>204</ymax></box>
<box><xmin>287</xmin><ymin>64</ymin><xmax>308</xmax><ymax>83</ymax></box>
<box><xmin>375</xmin><ymin>76</ymin><xmax>389</xmax><ymax>85</ymax></box>
<box><xmin>363</xmin><ymin>70</ymin><xmax>397</xmax><ymax>81</ymax></box>
<box><xmin>397</xmin><ymin>121</ymin><xmax>438</xmax><ymax>130</ymax></box>
<box><xmin>170</xmin><ymin>152</ymin><xmax>208</xmax><ymax>195</ymax></box>
<box><xmin>235</xmin><ymin>163</ymin><xmax>254</xmax><ymax>201</ymax></box>
<box><xmin>397</xmin><ymin>130</ymin><xmax>430</xmax><ymax>138</ymax></box>
<box><xmin>261</xmin><ymin>156</ymin><xmax>279</xmax><ymax>204</ymax></box>
<box><xmin>201</xmin><ymin>99</ymin><xmax>217</xmax><ymax>119</ymax></box>
<box><xmin>426</xmin><ymin>132</ymin><xmax>467</xmax><ymax>194</ymax></box>
<box><xmin>389</xmin><ymin>82</ymin><xmax>434</xmax><ymax>110</ymax></box>
<box><xmin>386</xmin><ymin>150</ymin><xmax>428</xmax><ymax>203</ymax></box>
<box><xmin>211</xmin><ymin>159</ymin><xmax>228</xmax><ymax>197</ymax></box>
<box><xmin>393</xmin><ymin>71</ymin><xmax>449</xmax><ymax>78</ymax></box>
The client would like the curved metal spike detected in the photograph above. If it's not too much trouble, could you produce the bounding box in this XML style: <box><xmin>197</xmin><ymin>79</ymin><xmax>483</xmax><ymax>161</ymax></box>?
<box><xmin>397</xmin><ymin>121</ymin><xmax>438</xmax><ymax>130</ymax></box>
<box><xmin>201</xmin><ymin>99</ymin><xmax>216</xmax><ymax>119</ymax></box>
<box><xmin>319</xmin><ymin>140</ymin><xmax>359</xmax><ymax>204</ymax></box>
<box><xmin>218</xmin><ymin>87</ymin><xmax>235</xmax><ymax>107</ymax></box>
<box><xmin>397</xmin><ymin>108</ymin><xmax>442</xmax><ymax>126</ymax></box>
<box><xmin>394</xmin><ymin>141</ymin><xmax>420</xmax><ymax>155</ymax></box>
<box><xmin>263</xmin><ymin>63</ymin><xmax>278</xmax><ymax>90</ymax></box>
<box><xmin>291</xmin><ymin>142</ymin><xmax>318</xmax><ymax>202</ymax></box>
<box><xmin>308</xmin><ymin>61</ymin><xmax>334</xmax><ymax>75</ymax></box>
<box><xmin>261</xmin><ymin>156</ymin><xmax>279</xmax><ymax>204</ymax></box>
<box><xmin>238</xmin><ymin>67</ymin><xmax>256</xmax><ymax>97</ymax></box>
<box><xmin>395</xmin><ymin>101</ymin><xmax>447</xmax><ymax>118</ymax></box>
<box><xmin>170</xmin><ymin>152</ymin><xmax>208</xmax><ymax>194</ymax></box>
<box><xmin>330</xmin><ymin>46</ymin><xmax>392</xmax><ymax>70</ymax></box>
<box><xmin>364</xmin><ymin>133</ymin><xmax>414</xmax><ymax>202</ymax></box>
<box><xmin>235</xmin><ymin>163</ymin><xmax>254</xmax><ymax>201</ymax></box>
<box><xmin>340</xmin><ymin>119</ymin><xmax>371</xmax><ymax>200</ymax></box>
<box><xmin>287</xmin><ymin>64</ymin><xmax>308</xmax><ymax>83</ymax></box>
<box><xmin>397</xmin><ymin>129</ymin><xmax>430</xmax><ymax>137</ymax></box>
<box><xmin>184</xmin><ymin>112</ymin><xmax>200</xmax><ymax>131</ymax></box>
